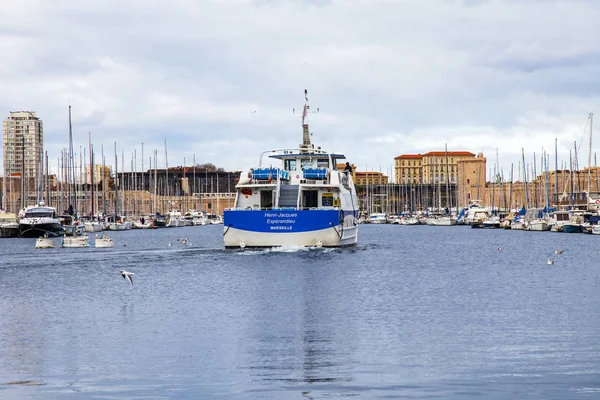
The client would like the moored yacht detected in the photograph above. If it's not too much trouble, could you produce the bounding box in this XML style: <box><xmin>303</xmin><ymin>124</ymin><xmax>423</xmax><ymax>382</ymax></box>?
<box><xmin>18</xmin><ymin>203</ymin><xmax>63</xmax><ymax>238</ymax></box>
<box><xmin>368</xmin><ymin>213</ymin><xmax>387</xmax><ymax>224</ymax></box>
<box><xmin>223</xmin><ymin>91</ymin><xmax>359</xmax><ymax>248</ymax></box>
<box><xmin>0</xmin><ymin>212</ymin><xmax>19</xmax><ymax>238</ymax></box>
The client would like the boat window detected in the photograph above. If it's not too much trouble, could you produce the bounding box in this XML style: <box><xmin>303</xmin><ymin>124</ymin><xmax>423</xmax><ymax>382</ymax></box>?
<box><xmin>284</xmin><ymin>159</ymin><xmax>297</xmax><ymax>171</ymax></box>
<box><xmin>317</xmin><ymin>159</ymin><xmax>329</xmax><ymax>168</ymax></box>
<box><xmin>302</xmin><ymin>190</ymin><xmax>318</xmax><ymax>209</ymax></box>
<box><xmin>25</xmin><ymin>211</ymin><xmax>54</xmax><ymax>218</ymax></box>
<box><xmin>301</xmin><ymin>159</ymin><xmax>313</xmax><ymax>169</ymax></box>
<box><xmin>322</xmin><ymin>192</ymin><xmax>334</xmax><ymax>207</ymax></box>
<box><xmin>260</xmin><ymin>190</ymin><xmax>274</xmax><ymax>209</ymax></box>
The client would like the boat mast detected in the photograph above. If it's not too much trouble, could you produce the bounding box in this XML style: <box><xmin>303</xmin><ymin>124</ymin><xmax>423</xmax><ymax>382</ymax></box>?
<box><xmin>45</xmin><ymin>152</ymin><xmax>49</xmax><ymax>209</ymax></box>
<box><xmin>20</xmin><ymin>134</ymin><xmax>25</xmax><ymax>210</ymax></box>
<box><xmin>89</xmin><ymin>133</ymin><xmax>94</xmax><ymax>219</ymax></box>
<box><xmin>522</xmin><ymin>148</ymin><xmax>528</xmax><ymax>209</ymax></box>
<box><xmin>153</xmin><ymin>149</ymin><xmax>158</xmax><ymax>214</ymax></box>
<box><xmin>102</xmin><ymin>146</ymin><xmax>106</xmax><ymax>216</ymax></box>
<box><xmin>121</xmin><ymin>151</ymin><xmax>125</xmax><ymax>216</ymax></box>
<box><xmin>2</xmin><ymin>135</ymin><xmax>6</xmax><ymax>210</ymax></box>
<box><xmin>69</xmin><ymin>106</ymin><xmax>77</xmax><ymax>219</ymax></box>
<box><xmin>555</xmin><ymin>138</ymin><xmax>558</xmax><ymax>207</ymax></box>
<box><xmin>165</xmin><ymin>140</ymin><xmax>169</xmax><ymax>211</ymax></box>
<box><xmin>141</xmin><ymin>142</ymin><xmax>144</xmax><ymax>215</ymax></box>
<box><xmin>300</xmin><ymin>89</ymin><xmax>311</xmax><ymax>153</ymax></box>
<box><xmin>509</xmin><ymin>164</ymin><xmax>514</xmax><ymax>210</ymax></box>
<box><xmin>588</xmin><ymin>112</ymin><xmax>593</xmax><ymax>195</ymax></box>
<box><xmin>444</xmin><ymin>145</ymin><xmax>450</xmax><ymax>212</ymax></box>
<box><xmin>114</xmin><ymin>142</ymin><xmax>118</xmax><ymax>217</ymax></box>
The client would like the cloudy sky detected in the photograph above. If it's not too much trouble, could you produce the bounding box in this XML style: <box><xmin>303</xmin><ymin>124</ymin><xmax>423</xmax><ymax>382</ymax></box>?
<box><xmin>2</xmin><ymin>0</ymin><xmax>600</xmax><ymax>181</ymax></box>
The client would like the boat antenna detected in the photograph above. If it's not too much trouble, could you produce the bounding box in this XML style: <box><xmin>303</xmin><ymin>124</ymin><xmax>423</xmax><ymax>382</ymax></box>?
<box><xmin>300</xmin><ymin>89</ymin><xmax>319</xmax><ymax>153</ymax></box>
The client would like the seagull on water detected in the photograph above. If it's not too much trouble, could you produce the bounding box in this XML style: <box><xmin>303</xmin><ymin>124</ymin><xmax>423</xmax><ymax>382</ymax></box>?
<box><xmin>547</xmin><ymin>258</ymin><xmax>554</xmax><ymax>265</ymax></box>
<box><xmin>554</xmin><ymin>249</ymin><xmax>564</xmax><ymax>255</ymax></box>
<box><xmin>498</xmin><ymin>247</ymin><xmax>502</xmax><ymax>251</ymax></box>
<box><xmin>120</xmin><ymin>270</ymin><xmax>134</xmax><ymax>285</ymax></box>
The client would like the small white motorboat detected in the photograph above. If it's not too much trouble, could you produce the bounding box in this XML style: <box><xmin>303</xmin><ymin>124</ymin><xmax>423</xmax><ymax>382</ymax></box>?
<box><xmin>35</xmin><ymin>234</ymin><xmax>55</xmax><ymax>249</ymax></box>
<box><xmin>95</xmin><ymin>233</ymin><xmax>114</xmax><ymax>248</ymax></box>
<box><xmin>62</xmin><ymin>235</ymin><xmax>90</xmax><ymax>248</ymax></box>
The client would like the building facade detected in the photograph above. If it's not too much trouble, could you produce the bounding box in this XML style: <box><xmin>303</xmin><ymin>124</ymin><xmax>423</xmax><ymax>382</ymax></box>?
<box><xmin>394</xmin><ymin>151</ymin><xmax>475</xmax><ymax>184</ymax></box>
<box><xmin>394</xmin><ymin>154</ymin><xmax>423</xmax><ymax>184</ymax></box>
<box><xmin>421</xmin><ymin>151</ymin><xmax>475</xmax><ymax>184</ymax></box>
<box><xmin>3</xmin><ymin>111</ymin><xmax>44</xmax><ymax>180</ymax></box>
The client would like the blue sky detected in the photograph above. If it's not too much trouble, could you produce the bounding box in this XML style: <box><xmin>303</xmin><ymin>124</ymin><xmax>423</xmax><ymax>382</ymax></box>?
<box><xmin>1</xmin><ymin>0</ymin><xmax>600</xmax><ymax>180</ymax></box>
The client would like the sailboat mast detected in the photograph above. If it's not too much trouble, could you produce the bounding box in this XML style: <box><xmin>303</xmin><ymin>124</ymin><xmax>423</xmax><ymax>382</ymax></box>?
<box><xmin>522</xmin><ymin>148</ymin><xmax>528</xmax><ymax>208</ymax></box>
<box><xmin>114</xmin><ymin>142</ymin><xmax>118</xmax><ymax>216</ymax></box>
<box><xmin>45</xmin><ymin>152</ymin><xmax>49</xmax><ymax>208</ymax></box>
<box><xmin>20</xmin><ymin>135</ymin><xmax>25</xmax><ymax>210</ymax></box>
<box><xmin>153</xmin><ymin>150</ymin><xmax>158</xmax><ymax>214</ymax></box>
<box><xmin>69</xmin><ymin>106</ymin><xmax>77</xmax><ymax>219</ymax></box>
<box><xmin>588</xmin><ymin>112</ymin><xmax>593</xmax><ymax>194</ymax></box>
<box><xmin>545</xmin><ymin>153</ymin><xmax>550</xmax><ymax>210</ymax></box>
<box><xmin>555</xmin><ymin>138</ymin><xmax>558</xmax><ymax>206</ymax></box>
<box><xmin>444</xmin><ymin>144</ymin><xmax>450</xmax><ymax>212</ymax></box>
<box><xmin>164</xmin><ymin>140</ymin><xmax>169</xmax><ymax>211</ymax></box>
<box><xmin>509</xmin><ymin>164</ymin><xmax>514</xmax><ymax>210</ymax></box>
<box><xmin>89</xmin><ymin>134</ymin><xmax>94</xmax><ymax>218</ymax></box>
<box><xmin>141</xmin><ymin>143</ymin><xmax>144</xmax><ymax>215</ymax></box>
<box><xmin>121</xmin><ymin>151</ymin><xmax>125</xmax><ymax>216</ymax></box>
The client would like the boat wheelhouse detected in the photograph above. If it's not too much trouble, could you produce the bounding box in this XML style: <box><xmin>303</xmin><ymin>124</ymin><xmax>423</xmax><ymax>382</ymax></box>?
<box><xmin>223</xmin><ymin>91</ymin><xmax>359</xmax><ymax>248</ymax></box>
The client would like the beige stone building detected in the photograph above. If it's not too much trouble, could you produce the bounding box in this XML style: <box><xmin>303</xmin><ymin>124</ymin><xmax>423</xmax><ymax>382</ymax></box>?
<box><xmin>394</xmin><ymin>154</ymin><xmax>422</xmax><ymax>184</ymax></box>
<box><xmin>422</xmin><ymin>151</ymin><xmax>476</xmax><ymax>184</ymax></box>
<box><xmin>395</xmin><ymin>151</ymin><xmax>476</xmax><ymax>185</ymax></box>
<box><xmin>456</xmin><ymin>152</ymin><xmax>487</xmax><ymax>208</ymax></box>
<box><xmin>354</xmin><ymin>171</ymin><xmax>388</xmax><ymax>185</ymax></box>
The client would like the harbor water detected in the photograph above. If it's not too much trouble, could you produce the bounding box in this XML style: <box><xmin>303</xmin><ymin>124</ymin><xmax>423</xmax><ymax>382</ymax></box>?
<box><xmin>1</xmin><ymin>225</ymin><xmax>599</xmax><ymax>399</ymax></box>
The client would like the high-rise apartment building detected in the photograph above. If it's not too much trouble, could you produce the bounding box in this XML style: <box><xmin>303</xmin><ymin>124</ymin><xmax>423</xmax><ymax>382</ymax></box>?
<box><xmin>3</xmin><ymin>111</ymin><xmax>44</xmax><ymax>180</ymax></box>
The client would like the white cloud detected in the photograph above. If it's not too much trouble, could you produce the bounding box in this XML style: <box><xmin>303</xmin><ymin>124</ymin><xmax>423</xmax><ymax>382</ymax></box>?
<box><xmin>1</xmin><ymin>0</ymin><xmax>600</xmax><ymax>181</ymax></box>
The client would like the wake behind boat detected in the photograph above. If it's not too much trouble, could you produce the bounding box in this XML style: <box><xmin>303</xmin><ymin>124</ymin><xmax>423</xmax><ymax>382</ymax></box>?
<box><xmin>223</xmin><ymin>91</ymin><xmax>359</xmax><ymax>248</ymax></box>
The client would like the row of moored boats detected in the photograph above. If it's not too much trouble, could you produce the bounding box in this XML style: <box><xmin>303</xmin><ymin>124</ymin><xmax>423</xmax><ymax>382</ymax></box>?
<box><xmin>361</xmin><ymin>201</ymin><xmax>600</xmax><ymax>234</ymax></box>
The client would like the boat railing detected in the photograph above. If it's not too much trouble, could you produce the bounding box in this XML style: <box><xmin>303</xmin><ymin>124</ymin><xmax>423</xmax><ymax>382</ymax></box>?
<box><xmin>251</xmin><ymin>167</ymin><xmax>290</xmax><ymax>181</ymax></box>
<box><xmin>302</xmin><ymin>167</ymin><xmax>328</xmax><ymax>180</ymax></box>
<box><xmin>227</xmin><ymin>206</ymin><xmax>300</xmax><ymax>211</ymax></box>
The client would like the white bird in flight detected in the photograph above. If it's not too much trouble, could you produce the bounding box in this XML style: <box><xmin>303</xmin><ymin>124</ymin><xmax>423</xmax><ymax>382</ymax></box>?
<box><xmin>120</xmin><ymin>270</ymin><xmax>134</xmax><ymax>285</ymax></box>
<box><xmin>554</xmin><ymin>249</ymin><xmax>564</xmax><ymax>255</ymax></box>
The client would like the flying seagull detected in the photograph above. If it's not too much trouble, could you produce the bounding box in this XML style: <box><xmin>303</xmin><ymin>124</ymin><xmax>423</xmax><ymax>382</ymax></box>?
<box><xmin>554</xmin><ymin>249</ymin><xmax>564</xmax><ymax>255</ymax></box>
<box><xmin>120</xmin><ymin>270</ymin><xmax>134</xmax><ymax>285</ymax></box>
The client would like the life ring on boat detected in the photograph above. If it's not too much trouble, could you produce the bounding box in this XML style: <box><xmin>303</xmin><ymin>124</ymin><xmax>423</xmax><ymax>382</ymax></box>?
<box><xmin>595</xmin><ymin>199</ymin><xmax>600</xmax><ymax>204</ymax></box>
<box><xmin>241</xmin><ymin>188</ymin><xmax>252</xmax><ymax>196</ymax></box>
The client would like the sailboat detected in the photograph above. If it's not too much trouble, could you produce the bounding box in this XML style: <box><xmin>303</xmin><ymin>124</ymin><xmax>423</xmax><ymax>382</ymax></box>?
<box><xmin>85</xmin><ymin>135</ymin><xmax>102</xmax><ymax>232</ymax></box>
<box><xmin>61</xmin><ymin>106</ymin><xmax>88</xmax><ymax>247</ymax></box>
<box><xmin>428</xmin><ymin>145</ymin><xmax>457</xmax><ymax>226</ymax></box>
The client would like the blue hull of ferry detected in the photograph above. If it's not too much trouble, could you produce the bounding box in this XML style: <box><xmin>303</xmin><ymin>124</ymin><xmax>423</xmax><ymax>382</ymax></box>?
<box><xmin>224</xmin><ymin>209</ymin><xmax>348</xmax><ymax>233</ymax></box>
<box><xmin>223</xmin><ymin>209</ymin><xmax>359</xmax><ymax>248</ymax></box>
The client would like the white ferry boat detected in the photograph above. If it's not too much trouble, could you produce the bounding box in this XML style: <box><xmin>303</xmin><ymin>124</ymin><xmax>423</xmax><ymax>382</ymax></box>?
<box><xmin>223</xmin><ymin>91</ymin><xmax>359</xmax><ymax>248</ymax></box>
